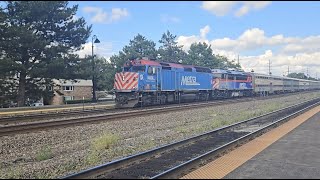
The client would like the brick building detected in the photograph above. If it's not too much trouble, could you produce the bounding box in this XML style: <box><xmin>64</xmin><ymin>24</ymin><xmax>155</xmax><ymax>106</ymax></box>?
<box><xmin>51</xmin><ymin>79</ymin><xmax>93</xmax><ymax>105</ymax></box>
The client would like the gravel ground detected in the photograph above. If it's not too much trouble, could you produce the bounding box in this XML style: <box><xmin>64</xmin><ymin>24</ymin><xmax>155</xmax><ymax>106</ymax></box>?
<box><xmin>0</xmin><ymin>91</ymin><xmax>319</xmax><ymax>179</ymax></box>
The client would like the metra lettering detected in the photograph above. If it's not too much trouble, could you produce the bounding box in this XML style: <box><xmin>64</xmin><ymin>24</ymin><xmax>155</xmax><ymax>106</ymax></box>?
<box><xmin>181</xmin><ymin>76</ymin><xmax>200</xmax><ymax>85</ymax></box>
<box><xmin>147</xmin><ymin>76</ymin><xmax>155</xmax><ymax>80</ymax></box>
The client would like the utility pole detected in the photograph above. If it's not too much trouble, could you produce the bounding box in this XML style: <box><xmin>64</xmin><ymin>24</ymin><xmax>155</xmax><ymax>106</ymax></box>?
<box><xmin>269</xmin><ymin>59</ymin><xmax>271</xmax><ymax>75</ymax></box>
<box><xmin>287</xmin><ymin>65</ymin><xmax>290</xmax><ymax>76</ymax></box>
<box><xmin>237</xmin><ymin>54</ymin><xmax>239</xmax><ymax>65</ymax></box>
<box><xmin>307</xmin><ymin>67</ymin><xmax>309</xmax><ymax>79</ymax></box>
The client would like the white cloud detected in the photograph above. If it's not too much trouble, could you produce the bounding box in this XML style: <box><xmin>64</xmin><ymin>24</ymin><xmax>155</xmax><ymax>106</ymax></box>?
<box><xmin>77</xmin><ymin>42</ymin><xmax>113</xmax><ymax>61</ymax></box>
<box><xmin>111</xmin><ymin>8</ymin><xmax>129</xmax><ymax>22</ymax></box>
<box><xmin>235</xmin><ymin>5</ymin><xmax>250</xmax><ymax>17</ymax></box>
<box><xmin>201</xmin><ymin>1</ymin><xmax>237</xmax><ymax>16</ymax></box>
<box><xmin>202</xmin><ymin>1</ymin><xmax>271</xmax><ymax>17</ymax></box>
<box><xmin>161</xmin><ymin>14</ymin><xmax>181</xmax><ymax>23</ymax></box>
<box><xmin>200</xmin><ymin>25</ymin><xmax>210</xmax><ymax>39</ymax></box>
<box><xmin>176</xmin><ymin>25</ymin><xmax>320</xmax><ymax>77</ymax></box>
<box><xmin>83</xmin><ymin>7</ymin><xmax>100</xmax><ymax>13</ymax></box>
<box><xmin>82</xmin><ymin>7</ymin><xmax>129</xmax><ymax>24</ymax></box>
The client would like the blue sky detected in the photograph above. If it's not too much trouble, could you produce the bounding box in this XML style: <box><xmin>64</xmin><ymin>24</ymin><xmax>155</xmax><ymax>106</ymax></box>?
<box><xmin>72</xmin><ymin>1</ymin><xmax>320</xmax><ymax>77</ymax></box>
<box><xmin>2</xmin><ymin>1</ymin><xmax>319</xmax><ymax>77</ymax></box>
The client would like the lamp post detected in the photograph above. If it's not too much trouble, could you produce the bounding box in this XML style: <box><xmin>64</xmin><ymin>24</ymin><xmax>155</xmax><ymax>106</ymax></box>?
<box><xmin>92</xmin><ymin>35</ymin><xmax>100</xmax><ymax>102</ymax></box>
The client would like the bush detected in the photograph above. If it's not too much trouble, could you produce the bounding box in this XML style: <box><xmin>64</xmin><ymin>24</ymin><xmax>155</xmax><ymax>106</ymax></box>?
<box><xmin>91</xmin><ymin>133</ymin><xmax>119</xmax><ymax>151</ymax></box>
<box><xmin>64</xmin><ymin>99</ymin><xmax>93</xmax><ymax>104</ymax></box>
<box><xmin>65</xmin><ymin>99</ymin><xmax>114</xmax><ymax>104</ymax></box>
<box><xmin>35</xmin><ymin>145</ymin><xmax>53</xmax><ymax>161</ymax></box>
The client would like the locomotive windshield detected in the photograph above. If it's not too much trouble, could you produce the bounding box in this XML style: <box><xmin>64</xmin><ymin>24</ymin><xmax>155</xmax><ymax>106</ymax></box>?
<box><xmin>123</xmin><ymin>65</ymin><xmax>146</xmax><ymax>72</ymax></box>
<box><xmin>132</xmin><ymin>65</ymin><xmax>146</xmax><ymax>72</ymax></box>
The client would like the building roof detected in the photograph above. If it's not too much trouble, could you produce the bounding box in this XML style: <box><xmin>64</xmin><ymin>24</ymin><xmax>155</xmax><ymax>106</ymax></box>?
<box><xmin>53</xmin><ymin>79</ymin><xmax>93</xmax><ymax>87</ymax></box>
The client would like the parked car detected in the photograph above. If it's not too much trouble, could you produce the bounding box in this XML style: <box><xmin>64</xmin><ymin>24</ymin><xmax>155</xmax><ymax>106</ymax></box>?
<box><xmin>30</xmin><ymin>102</ymin><xmax>44</xmax><ymax>107</ymax></box>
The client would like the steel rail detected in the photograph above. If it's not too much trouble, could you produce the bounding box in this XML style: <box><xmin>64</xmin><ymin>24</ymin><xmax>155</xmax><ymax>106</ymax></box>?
<box><xmin>151</xmin><ymin>99</ymin><xmax>320</xmax><ymax>179</ymax></box>
<box><xmin>61</xmin><ymin>97</ymin><xmax>320</xmax><ymax>179</ymax></box>
<box><xmin>0</xmin><ymin>90</ymin><xmax>314</xmax><ymax>125</ymax></box>
<box><xmin>0</xmin><ymin>97</ymin><xmax>259</xmax><ymax>137</ymax></box>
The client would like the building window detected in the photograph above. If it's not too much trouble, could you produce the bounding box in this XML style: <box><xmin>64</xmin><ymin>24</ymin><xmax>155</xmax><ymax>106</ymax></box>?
<box><xmin>47</xmin><ymin>86</ymin><xmax>53</xmax><ymax>91</ymax></box>
<box><xmin>64</xmin><ymin>96</ymin><xmax>74</xmax><ymax>101</ymax></box>
<box><xmin>63</xmin><ymin>86</ymin><xmax>74</xmax><ymax>91</ymax></box>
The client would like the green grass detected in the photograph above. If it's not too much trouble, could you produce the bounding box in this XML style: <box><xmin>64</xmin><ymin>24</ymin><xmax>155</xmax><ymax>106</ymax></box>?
<box><xmin>85</xmin><ymin>132</ymin><xmax>120</xmax><ymax>165</ymax></box>
<box><xmin>85</xmin><ymin>151</ymin><xmax>101</xmax><ymax>166</ymax></box>
<box><xmin>174</xmin><ymin>126</ymin><xmax>190</xmax><ymax>134</ymax></box>
<box><xmin>91</xmin><ymin>133</ymin><xmax>120</xmax><ymax>151</ymax></box>
<box><xmin>35</xmin><ymin>145</ymin><xmax>53</xmax><ymax>161</ymax></box>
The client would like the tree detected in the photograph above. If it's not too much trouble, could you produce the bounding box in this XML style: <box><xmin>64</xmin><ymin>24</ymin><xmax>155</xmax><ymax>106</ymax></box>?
<box><xmin>215</xmin><ymin>55</ymin><xmax>242</xmax><ymax>70</ymax></box>
<box><xmin>0</xmin><ymin>57</ymin><xmax>18</xmax><ymax>106</ymax></box>
<box><xmin>183</xmin><ymin>42</ymin><xmax>241</xmax><ymax>70</ymax></box>
<box><xmin>287</xmin><ymin>72</ymin><xmax>318</xmax><ymax>80</ymax></box>
<box><xmin>78</xmin><ymin>56</ymin><xmax>116</xmax><ymax>91</ymax></box>
<box><xmin>109</xmin><ymin>34</ymin><xmax>157</xmax><ymax>72</ymax></box>
<box><xmin>287</xmin><ymin>72</ymin><xmax>307</xmax><ymax>79</ymax></box>
<box><xmin>157</xmin><ymin>30</ymin><xmax>187</xmax><ymax>63</ymax></box>
<box><xmin>184</xmin><ymin>42</ymin><xmax>220</xmax><ymax>68</ymax></box>
<box><xmin>0</xmin><ymin>1</ymin><xmax>91</xmax><ymax>106</ymax></box>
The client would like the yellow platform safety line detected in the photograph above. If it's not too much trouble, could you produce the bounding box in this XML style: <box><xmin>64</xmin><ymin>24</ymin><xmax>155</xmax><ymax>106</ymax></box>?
<box><xmin>0</xmin><ymin>104</ymin><xmax>115</xmax><ymax>116</ymax></box>
<box><xmin>181</xmin><ymin>105</ymin><xmax>320</xmax><ymax>179</ymax></box>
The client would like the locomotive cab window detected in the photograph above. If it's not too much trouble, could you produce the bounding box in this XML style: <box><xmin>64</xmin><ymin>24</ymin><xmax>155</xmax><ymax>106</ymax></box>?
<box><xmin>123</xmin><ymin>67</ymin><xmax>130</xmax><ymax>72</ymax></box>
<box><xmin>147</xmin><ymin>66</ymin><xmax>153</xmax><ymax>74</ymax></box>
<box><xmin>147</xmin><ymin>66</ymin><xmax>157</xmax><ymax>75</ymax></box>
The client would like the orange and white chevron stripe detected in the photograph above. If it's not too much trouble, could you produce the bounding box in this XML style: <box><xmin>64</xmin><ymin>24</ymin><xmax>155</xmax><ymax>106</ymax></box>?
<box><xmin>212</xmin><ymin>78</ymin><xmax>220</xmax><ymax>89</ymax></box>
<box><xmin>114</xmin><ymin>72</ymin><xmax>139</xmax><ymax>90</ymax></box>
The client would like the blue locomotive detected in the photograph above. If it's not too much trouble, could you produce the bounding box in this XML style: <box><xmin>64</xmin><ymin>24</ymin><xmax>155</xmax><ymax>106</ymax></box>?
<box><xmin>114</xmin><ymin>58</ymin><xmax>253</xmax><ymax>107</ymax></box>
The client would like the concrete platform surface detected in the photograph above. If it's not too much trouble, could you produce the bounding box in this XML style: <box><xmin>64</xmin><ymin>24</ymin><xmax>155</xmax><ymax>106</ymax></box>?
<box><xmin>224</xmin><ymin>111</ymin><xmax>320</xmax><ymax>179</ymax></box>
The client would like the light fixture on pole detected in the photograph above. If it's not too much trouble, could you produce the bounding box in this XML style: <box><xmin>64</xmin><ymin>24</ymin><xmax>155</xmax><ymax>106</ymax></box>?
<box><xmin>92</xmin><ymin>35</ymin><xmax>100</xmax><ymax>102</ymax></box>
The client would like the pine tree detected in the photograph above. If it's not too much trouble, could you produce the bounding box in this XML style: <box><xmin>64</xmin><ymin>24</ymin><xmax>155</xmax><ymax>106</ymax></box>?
<box><xmin>157</xmin><ymin>30</ymin><xmax>187</xmax><ymax>63</ymax></box>
<box><xmin>0</xmin><ymin>1</ymin><xmax>91</xmax><ymax>106</ymax></box>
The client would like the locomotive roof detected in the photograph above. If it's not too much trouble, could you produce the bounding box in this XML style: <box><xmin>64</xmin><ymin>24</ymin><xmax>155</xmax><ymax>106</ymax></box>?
<box><xmin>211</xmin><ymin>69</ymin><xmax>249</xmax><ymax>75</ymax></box>
<box><xmin>128</xmin><ymin>59</ymin><xmax>211</xmax><ymax>70</ymax></box>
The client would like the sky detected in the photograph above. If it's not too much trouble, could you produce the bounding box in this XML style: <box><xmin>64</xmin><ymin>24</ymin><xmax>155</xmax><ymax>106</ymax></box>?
<box><xmin>71</xmin><ymin>1</ymin><xmax>320</xmax><ymax>78</ymax></box>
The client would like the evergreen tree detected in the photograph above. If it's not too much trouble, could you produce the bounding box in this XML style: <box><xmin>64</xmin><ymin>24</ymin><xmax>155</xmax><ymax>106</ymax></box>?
<box><xmin>183</xmin><ymin>42</ymin><xmax>241</xmax><ymax>70</ymax></box>
<box><xmin>215</xmin><ymin>55</ymin><xmax>242</xmax><ymax>70</ymax></box>
<box><xmin>184</xmin><ymin>42</ymin><xmax>220</xmax><ymax>68</ymax></box>
<box><xmin>157</xmin><ymin>30</ymin><xmax>187</xmax><ymax>63</ymax></box>
<box><xmin>0</xmin><ymin>1</ymin><xmax>91</xmax><ymax>106</ymax></box>
<box><xmin>109</xmin><ymin>34</ymin><xmax>157</xmax><ymax>72</ymax></box>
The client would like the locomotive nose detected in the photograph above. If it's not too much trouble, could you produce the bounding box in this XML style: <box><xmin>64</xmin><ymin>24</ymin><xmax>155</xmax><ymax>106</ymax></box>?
<box><xmin>114</xmin><ymin>72</ymin><xmax>139</xmax><ymax>91</ymax></box>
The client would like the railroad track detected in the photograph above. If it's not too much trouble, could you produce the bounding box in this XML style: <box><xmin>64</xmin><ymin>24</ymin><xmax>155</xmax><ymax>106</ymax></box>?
<box><xmin>61</xmin><ymin>97</ymin><xmax>320</xmax><ymax>179</ymax></box>
<box><xmin>0</xmin><ymin>108</ymin><xmax>119</xmax><ymax>125</ymax></box>
<box><xmin>0</xmin><ymin>91</ymin><xmax>318</xmax><ymax>136</ymax></box>
<box><xmin>0</xmin><ymin>97</ymin><xmax>257</xmax><ymax>136</ymax></box>
<box><xmin>0</xmin><ymin>91</ymin><xmax>315</xmax><ymax>125</ymax></box>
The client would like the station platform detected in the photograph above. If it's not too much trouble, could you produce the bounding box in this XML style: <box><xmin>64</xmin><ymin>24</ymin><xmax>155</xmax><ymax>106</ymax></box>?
<box><xmin>181</xmin><ymin>105</ymin><xmax>320</xmax><ymax>179</ymax></box>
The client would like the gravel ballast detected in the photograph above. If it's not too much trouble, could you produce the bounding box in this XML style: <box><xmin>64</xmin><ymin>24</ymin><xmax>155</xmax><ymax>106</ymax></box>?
<box><xmin>0</xmin><ymin>92</ymin><xmax>319</xmax><ymax>178</ymax></box>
